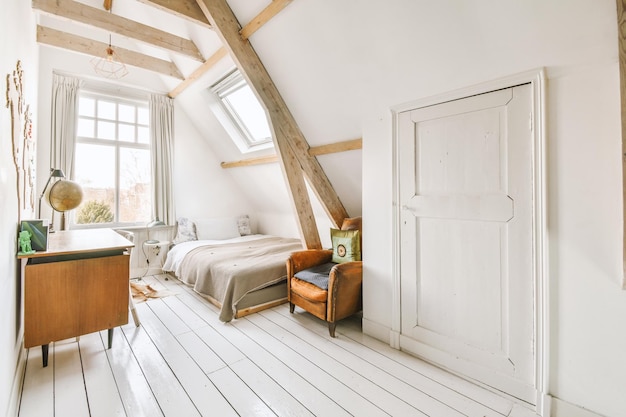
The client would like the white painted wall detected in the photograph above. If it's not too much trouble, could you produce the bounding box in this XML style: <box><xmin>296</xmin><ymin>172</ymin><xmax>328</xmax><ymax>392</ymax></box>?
<box><xmin>0</xmin><ymin>1</ymin><xmax>38</xmax><ymax>415</ymax></box>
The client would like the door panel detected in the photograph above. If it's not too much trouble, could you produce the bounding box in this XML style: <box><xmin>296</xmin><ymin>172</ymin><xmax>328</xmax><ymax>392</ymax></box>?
<box><xmin>398</xmin><ymin>84</ymin><xmax>536</xmax><ymax>403</ymax></box>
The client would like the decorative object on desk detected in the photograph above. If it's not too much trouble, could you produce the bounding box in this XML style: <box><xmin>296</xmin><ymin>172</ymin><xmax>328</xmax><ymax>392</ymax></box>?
<box><xmin>38</xmin><ymin>168</ymin><xmax>65</xmax><ymax>230</ymax></box>
<box><xmin>130</xmin><ymin>281</ymin><xmax>177</xmax><ymax>303</ymax></box>
<box><xmin>47</xmin><ymin>178</ymin><xmax>83</xmax><ymax>231</ymax></box>
<box><xmin>20</xmin><ymin>220</ymin><xmax>48</xmax><ymax>251</ymax></box>
<box><xmin>7</xmin><ymin>60</ymin><xmax>36</xmax><ymax>222</ymax></box>
<box><xmin>17</xmin><ymin>230</ymin><xmax>35</xmax><ymax>255</ymax></box>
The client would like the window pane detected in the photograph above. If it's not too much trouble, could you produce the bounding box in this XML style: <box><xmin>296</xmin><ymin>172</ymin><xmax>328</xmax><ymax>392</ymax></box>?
<box><xmin>137</xmin><ymin>107</ymin><xmax>149</xmax><ymax>125</ymax></box>
<box><xmin>119</xmin><ymin>148</ymin><xmax>151</xmax><ymax>223</ymax></box>
<box><xmin>225</xmin><ymin>85</ymin><xmax>271</xmax><ymax>142</ymax></box>
<box><xmin>118</xmin><ymin>104</ymin><xmax>135</xmax><ymax>123</ymax></box>
<box><xmin>118</xmin><ymin>123</ymin><xmax>135</xmax><ymax>143</ymax></box>
<box><xmin>97</xmin><ymin>100</ymin><xmax>116</xmax><ymax>120</ymax></box>
<box><xmin>79</xmin><ymin>97</ymin><xmax>95</xmax><ymax>117</ymax></box>
<box><xmin>75</xmin><ymin>92</ymin><xmax>151</xmax><ymax>226</ymax></box>
<box><xmin>77</xmin><ymin>118</ymin><xmax>95</xmax><ymax>138</ymax></box>
<box><xmin>137</xmin><ymin>126</ymin><xmax>149</xmax><ymax>144</ymax></box>
<box><xmin>74</xmin><ymin>143</ymin><xmax>116</xmax><ymax>224</ymax></box>
<box><xmin>97</xmin><ymin>121</ymin><xmax>116</xmax><ymax>140</ymax></box>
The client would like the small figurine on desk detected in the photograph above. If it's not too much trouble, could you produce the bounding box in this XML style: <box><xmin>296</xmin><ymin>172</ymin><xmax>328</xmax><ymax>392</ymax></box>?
<box><xmin>18</xmin><ymin>230</ymin><xmax>36</xmax><ymax>255</ymax></box>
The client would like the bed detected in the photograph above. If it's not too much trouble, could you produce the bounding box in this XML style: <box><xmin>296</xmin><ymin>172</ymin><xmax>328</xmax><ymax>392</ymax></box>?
<box><xmin>163</xmin><ymin>234</ymin><xmax>302</xmax><ymax>322</ymax></box>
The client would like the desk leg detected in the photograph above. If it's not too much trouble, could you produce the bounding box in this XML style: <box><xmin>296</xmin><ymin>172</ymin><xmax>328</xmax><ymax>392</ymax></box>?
<box><xmin>42</xmin><ymin>344</ymin><xmax>49</xmax><ymax>367</ymax></box>
<box><xmin>108</xmin><ymin>328</ymin><xmax>114</xmax><ymax>349</ymax></box>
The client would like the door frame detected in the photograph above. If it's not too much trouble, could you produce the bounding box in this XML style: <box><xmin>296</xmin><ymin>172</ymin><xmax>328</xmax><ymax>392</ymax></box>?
<box><xmin>390</xmin><ymin>69</ymin><xmax>549</xmax><ymax>415</ymax></box>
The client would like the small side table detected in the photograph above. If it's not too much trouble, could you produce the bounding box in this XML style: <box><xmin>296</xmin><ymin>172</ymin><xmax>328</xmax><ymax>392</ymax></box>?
<box><xmin>142</xmin><ymin>240</ymin><xmax>169</xmax><ymax>269</ymax></box>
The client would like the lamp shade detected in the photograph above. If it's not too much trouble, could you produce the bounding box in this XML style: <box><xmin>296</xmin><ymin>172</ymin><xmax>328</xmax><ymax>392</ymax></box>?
<box><xmin>147</xmin><ymin>218</ymin><xmax>166</xmax><ymax>227</ymax></box>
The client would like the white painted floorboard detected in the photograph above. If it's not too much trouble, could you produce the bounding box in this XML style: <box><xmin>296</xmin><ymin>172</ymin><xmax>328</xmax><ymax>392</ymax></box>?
<box><xmin>17</xmin><ymin>274</ymin><xmax>539</xmax><ymax>417</ymax></box>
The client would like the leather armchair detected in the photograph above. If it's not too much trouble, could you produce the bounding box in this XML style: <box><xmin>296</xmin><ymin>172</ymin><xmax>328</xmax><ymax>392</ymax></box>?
<box><xmin>286</xmin><ymin>217</ymin><xmax>362</xmax><ymax>337</ymax></box>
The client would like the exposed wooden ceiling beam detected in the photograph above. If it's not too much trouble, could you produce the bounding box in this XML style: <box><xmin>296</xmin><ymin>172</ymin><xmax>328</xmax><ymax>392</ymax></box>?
<box><xmin>32</xmin><ymin>0</ymin><xmax>204</xmax><ymax>62</ymax></box>
<box><xmin>197</xmin><ymin>0</ymin><xmax>348</xmax><ymax>248</ymax></box>
<box><xmin>240</xmin><ymin>0</ymin><xmax>293</xmax><ymax>40</ymax></box>
<box><xmin>221</xmin><ymin>138</ymin><xmax>362</xmax><ymax>168</ymax></box>
<box><xmin>136</xmin><ymin>0</ymin><xmax>211</xmax><ymax>29</ymax></box>
<box><xmin>169</xmin><ymin>47</ymin><xmax>228</xmax><ymax>98</ymax></box>
<box><xmin>37</xmin><ymin>26</ymin><xmax>184</xmax><ymax>80</ymax></box>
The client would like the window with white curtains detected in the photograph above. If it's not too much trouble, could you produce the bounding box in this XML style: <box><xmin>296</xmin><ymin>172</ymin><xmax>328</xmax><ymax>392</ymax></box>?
<box><xmin>72</xmin><ymin>91</ymin><xmax>152</xmax><ymax>226</ymax></box>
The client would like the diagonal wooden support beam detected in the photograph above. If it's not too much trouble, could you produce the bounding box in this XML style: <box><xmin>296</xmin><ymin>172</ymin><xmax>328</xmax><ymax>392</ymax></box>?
<box><xmin>240</xmin><ymin>0</ymin><xmax>293</xmax><ymax>40</ymax></box>
<box><xmin>37</xmin><ymin>26</ymin><xmax>184</xmax><ymax>79</ymax></box>
<box><xmin>137</xmin><ymin>0</ymin><xmax>211</xmax><ymax>28</ymax></box>
<box><xmin>169</xmin><ymin>47</ymin><xmax>228</xmax><ymax>98</ymax></box>
<box><xmin>196</xmin><ymin>0</ymin><xmax>348</xmax><ymax>248</ymax></box>
<box><xmin>33</xmin><ymin>0</ymin><xmax>204</xmax><ymax>61</ymax></box>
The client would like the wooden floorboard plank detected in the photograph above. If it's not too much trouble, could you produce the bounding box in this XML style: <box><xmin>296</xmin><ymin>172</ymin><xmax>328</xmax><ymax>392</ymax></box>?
<box><xmin>18</xmin><ymin>347</ymin><xmax>54</xmax><ymax>417</ymax></box>
<box><xmin>53</xmin><ymin>339</ymin><xmax>90</xmax><ymax>417</ymax></box>
<box><xmin>228</xmin><ymin>318</ymin><xmax>388</xmax><ymax>417</ymax></box>
<box><xmin>209</xmin><ymin>365</ymin><xmax>277</xmax><ymax>416</ymax></box>
<box><xmin>210</xmin><ymin>324</ymin><xmax>351</xmax><ymax>417</ymax></box>
<box><xmin>240</xmin><ymin>314</ymin><xmax>428</xmax><ymax>417</ymax></box>
<box><xmin>142</xmin><ymin>298</ymin><xmax>191</xmax><ymax>336</ymax></box>
<box><xmin>79</xmin><ymin>332</ymin><xmax>127</xmax><ymax>417</ymax></box>
<box><xmin>275</xmin><ymin>306</ymin><xmax>513</xmax><ymax>416</ymax></box>
<box><xmin>229</xmin><ymin>358</ymin><xmax>315</xmax><ymax>417</ymax></box>
<box><xmin>135</xmin><ymin>302</ymin><xmax>238</xmax><ymax>417</ymax></box>
<box><xmin>119</xmin><ymin>317</ymin><xmax>202</xmax><ymax>417</ymax></box>
<box><xmin>162</xmin><ymin>295</ymin><xmax>208</xmax><ymax>330</ymax></box>
<box><xmin>176</xmin><ymin>331</ymin><xmax>228</xmax><ymax>375</ymax></box>
<box><xmin>341</xmin><ymin>322</ymin><xmax>514</xmax><ymax>415</ymax></box>
<box><xmin>261</xmin><ymin>309</ymin><xmax>500</xmax><ymax>417</ymax></box>
<box><xmin>104</xmin><ymin>328</ymin><xmax>164</xmax><ymax>417</ymax></box>
<box><xmin>167</xmin><ymin>286</ymin><xmax>353</xmax><ymax>417</ymax></box>
<box><xmin>193</xmin><ymin>325</ymin><xmax>248</xmax><ymax>366</ymax></box>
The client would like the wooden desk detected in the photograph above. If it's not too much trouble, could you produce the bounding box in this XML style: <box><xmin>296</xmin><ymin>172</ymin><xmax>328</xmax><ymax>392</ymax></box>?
<box><xmin>19</xmin><ymin>228</ymin><xmax>134</xmax><ymax>366</ymax></box>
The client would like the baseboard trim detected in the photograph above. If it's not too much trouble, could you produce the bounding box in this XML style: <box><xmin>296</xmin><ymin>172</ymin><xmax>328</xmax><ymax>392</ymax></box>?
<box><xmin>362</xmin><ymin>318</ymin><xmax>391</xmax><ymax>344</ymax></box>
<box><xmin>552</xmin><ymin>397</ymin><xmax>604</xmax><ymax>417</ymax></box>
<box><xmin>6</xmin><ymin>341</ymin><xmax>25</xmax><ymax>417</ymax></box>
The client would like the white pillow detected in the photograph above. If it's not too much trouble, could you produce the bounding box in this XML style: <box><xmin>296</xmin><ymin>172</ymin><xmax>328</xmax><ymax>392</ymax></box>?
<box><xmin>194</xmin><ymin>217</ymin><xmax>241</xmax><ymax>240</ymax></box>
<box><xmin>237</xmin><ymin>214</ymin><xmax>252</xmax><ymax>235</ymax></box>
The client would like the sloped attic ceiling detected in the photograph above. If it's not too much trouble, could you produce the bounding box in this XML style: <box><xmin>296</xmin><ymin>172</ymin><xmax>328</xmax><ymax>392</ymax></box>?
<box><xmin>32</xmin><ymin>0</ymin><xmax>363</xmax><ymax>247</ymax></box>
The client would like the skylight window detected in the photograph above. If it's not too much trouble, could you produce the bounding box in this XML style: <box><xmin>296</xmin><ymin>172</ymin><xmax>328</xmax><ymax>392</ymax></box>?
<box><xmin>209</xmin><ymin>70</ymin><xmax>274</xmax><ymax>153</ymax></box>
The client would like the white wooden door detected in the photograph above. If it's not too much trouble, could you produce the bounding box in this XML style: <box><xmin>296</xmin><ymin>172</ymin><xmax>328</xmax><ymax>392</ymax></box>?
<box><xmin>398</xmin><ymin>84</ymin><xmax>536</xmax><ymax>403</ymax></box>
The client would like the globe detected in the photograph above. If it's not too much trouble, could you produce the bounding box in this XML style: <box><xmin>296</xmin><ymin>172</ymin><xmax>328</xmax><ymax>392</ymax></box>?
<box><xmin>48</xmin><ymin>180</ymin><xmax>84</xmax><ymax>212</ymax></box>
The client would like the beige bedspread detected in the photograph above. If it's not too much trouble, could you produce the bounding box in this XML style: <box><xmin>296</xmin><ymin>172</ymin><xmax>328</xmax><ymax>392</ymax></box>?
<box><xmin>177</xmin><ymin>236</ymin><xmax>302</xmax><ymax>322</ymax></box>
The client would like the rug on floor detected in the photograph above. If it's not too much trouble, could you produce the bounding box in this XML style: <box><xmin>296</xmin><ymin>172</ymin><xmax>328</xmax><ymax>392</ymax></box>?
<box><xmin>130</xmin><ymin>281</ymin><xmax>177</xmax><ymax>303</ymax></box>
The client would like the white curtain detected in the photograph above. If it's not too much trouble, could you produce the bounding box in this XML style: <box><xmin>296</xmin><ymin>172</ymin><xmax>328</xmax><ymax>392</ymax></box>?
<box><xmin>50</xmin><ymin>74</ymin><xmax>82</xmax><ymax>178</ymax></box>
<box><xmin>48</xmin><ymin>74</ymin><xmax>83</xmax><ymax>226</ymax></box>
<box><xmin>149</xmin><ymin>94</ymin><xmax>175</xmax><ymax>226</ymax></box>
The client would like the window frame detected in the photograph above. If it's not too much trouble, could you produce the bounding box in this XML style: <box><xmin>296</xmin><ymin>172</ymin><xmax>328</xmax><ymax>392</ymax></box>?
<box><xmin>208</xmin><ymin>69</ymin><xmax>274</xmax><ymax>153</ymax></box>
<box><xmin>72</xmin><ymin>89</ymin><xmax>152</xmax><ymax>228</ymax></box>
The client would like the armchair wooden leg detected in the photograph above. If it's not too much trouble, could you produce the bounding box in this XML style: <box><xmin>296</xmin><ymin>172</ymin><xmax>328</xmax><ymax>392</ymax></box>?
<box><xmin>289</xmin><ymin>302</ymin><xmax>295</xmax><ymax>313</ymax></box>
<box><xmin>328</xmin><ymin>322</ymin><xmax>336</xmax><ymax>338</ymax></box>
